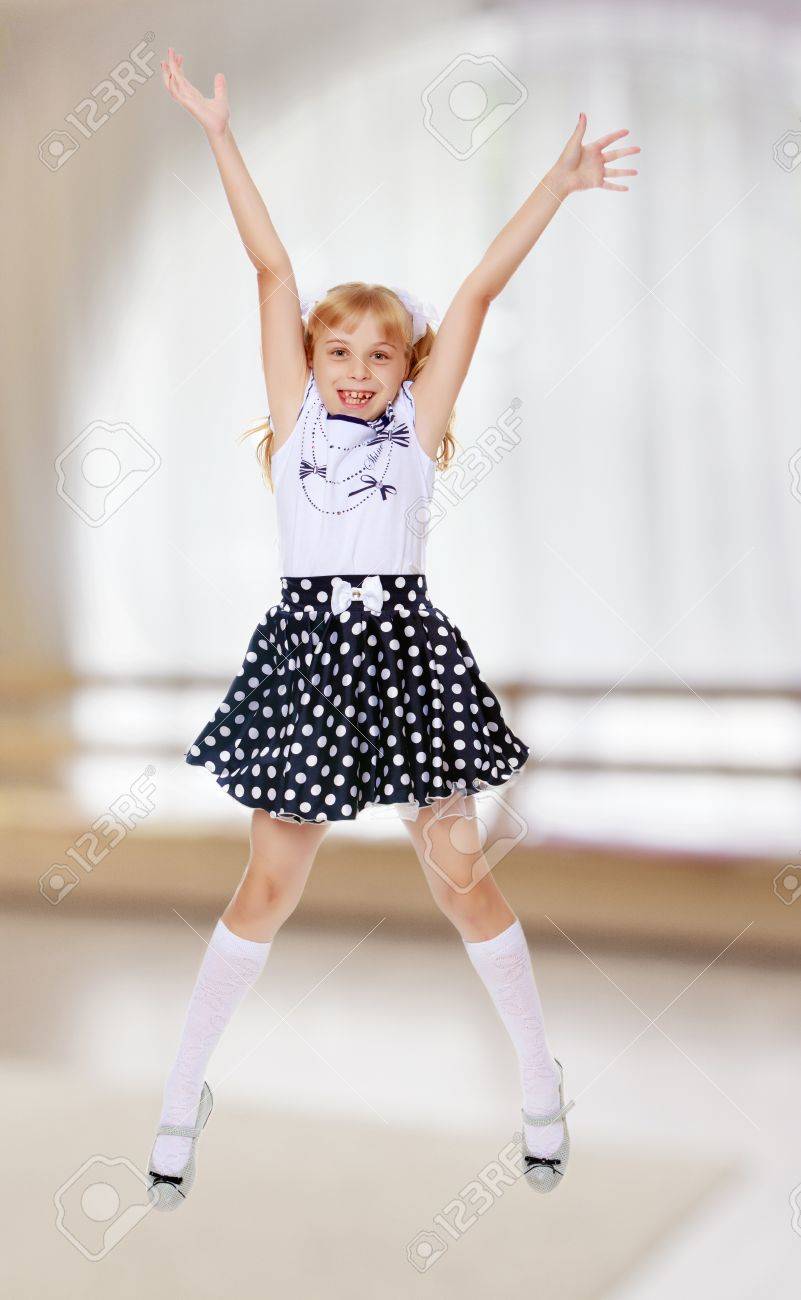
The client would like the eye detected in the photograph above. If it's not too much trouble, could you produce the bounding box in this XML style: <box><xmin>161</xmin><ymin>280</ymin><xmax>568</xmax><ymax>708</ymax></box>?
<box><xmin>331</xmin><ymin>347</ymin><xmax>347</xmax><ymax>357</ymax></box>
<box><xmin>373</xmin><ymin>351</ymin><xmax>389</xmax><ymax>361</ymax></box>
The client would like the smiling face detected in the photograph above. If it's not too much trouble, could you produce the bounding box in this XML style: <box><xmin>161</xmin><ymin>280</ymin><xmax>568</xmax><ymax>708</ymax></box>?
<box><xmin>312</xmin><ymin>310</ymin><xmax>410</xmax><ymax>419</ymax></box>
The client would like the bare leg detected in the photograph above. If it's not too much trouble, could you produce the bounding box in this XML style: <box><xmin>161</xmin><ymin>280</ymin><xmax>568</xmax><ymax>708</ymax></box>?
<box><xmin>399</xmin><ymin>801</ymin><xmax>516</xmax><ymax>940</ymax></box>
<box><xmin>151</xmin><ymin>812</ymin><xmax>330</xmax><ymax>1173</ymax></box>
<box><xmin>222</xmin><ymin>810</ymin><xmax>331</xmax><ymax>940</ymax></box>
<box><xmin>400</xmin><ymin>802</ymin><xmax>564</xmax><ymax>1157</ymax></box>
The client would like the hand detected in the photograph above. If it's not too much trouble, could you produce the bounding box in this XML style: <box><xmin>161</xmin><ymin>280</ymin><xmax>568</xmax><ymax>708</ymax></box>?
<box><xmin>550</xmin><ymin>114</ymin><xmax>640</xmax><ymax>197</ymax></box>
<box><xmin>160</xmin><ymin>47</ymin><xmax>230</xmax><ymax>138</ymax></box>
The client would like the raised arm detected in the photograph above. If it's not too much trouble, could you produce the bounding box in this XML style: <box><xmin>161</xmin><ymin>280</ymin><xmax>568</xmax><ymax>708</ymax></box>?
<box><xmin>412</xmin><ymin>114</ymin><xmax>641</xmax><ymax>458</ymax></box>
<box><xmin>161</xmin><ymin>48</ymin><xmax>308</xmax><ymax>444</ymax></box>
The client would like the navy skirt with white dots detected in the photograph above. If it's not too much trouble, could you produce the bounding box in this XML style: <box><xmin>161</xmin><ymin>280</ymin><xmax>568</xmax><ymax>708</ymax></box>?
<box><xmin>184</xmin><ymin>574</ymin><xmax>530</xmax><ymax>823</ymax></box>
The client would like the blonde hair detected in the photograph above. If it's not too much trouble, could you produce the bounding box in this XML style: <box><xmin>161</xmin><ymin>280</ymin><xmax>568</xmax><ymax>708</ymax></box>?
<box><xmin>241</xmin><ymin>281</ymin><xmax>456</xmax><ymax>489</ymax></box>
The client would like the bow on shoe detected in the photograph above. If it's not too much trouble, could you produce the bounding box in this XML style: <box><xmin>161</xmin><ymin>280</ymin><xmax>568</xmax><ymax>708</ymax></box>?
<box><xmin>148</xmin><ymin>1170</ymin><xmax>184</xmax><ymax>1186</ymax></box>
<box><xmin>523</xmin><ymin>1155</ymin><xmax>562</xmax><ymax>1171</ymax></box>
<box><xmin>331</xmin><ymin>575</ymin><xmax>385</xmax><ymax>615</ymax></box>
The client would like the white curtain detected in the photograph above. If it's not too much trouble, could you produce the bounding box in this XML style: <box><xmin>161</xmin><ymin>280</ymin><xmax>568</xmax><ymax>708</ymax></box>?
<box><xmin>7</xmin><ymin>0</ymin><xmax>799</xmax><ymax>679</ymax></box>
<box><xmin>5</xmin><ymin>0</ymin><xmax>801</xmax><ymax>844</ymax></box>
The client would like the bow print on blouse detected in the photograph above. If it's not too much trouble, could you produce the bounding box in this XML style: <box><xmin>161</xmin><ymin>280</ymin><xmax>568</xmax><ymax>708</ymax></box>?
<box><xmin>299</xmin><ymin>458</ymin><xmax>327</xmax><ymax>480</ymax></box>
<box><xmin>347</xmin><ymin>474</ymin><xmax>397</xmax><ymax>501</ymax></box>
<box><xmin>364</xmin><ymin>400</ymin><xmax>395</xmax><ymax>436</ymax></box>
<box><xmin>330</xmin><ymin>575</ymin><xmax>385</xmax><ymax>615</ymax></box>
<box><xmin>366</xmin><ymin>423</ymin><xmax>410</xmax><ymax>448</ymax></box>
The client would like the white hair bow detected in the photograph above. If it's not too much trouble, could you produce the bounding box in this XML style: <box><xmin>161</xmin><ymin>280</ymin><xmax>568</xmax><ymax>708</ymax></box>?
<box><xmin>298</xmin><ymin>284</ymin><xmax>440</xmax><ymax>344</ymax></box>
<box><xmin>388</xmin><ymin>285</ymin><xmax>441</xmax><ymax>344</ymax></box>
<box><xmin>331</xmin><ymin>575</ymin><xmax>385</xmax><ymax>615</ymax></box>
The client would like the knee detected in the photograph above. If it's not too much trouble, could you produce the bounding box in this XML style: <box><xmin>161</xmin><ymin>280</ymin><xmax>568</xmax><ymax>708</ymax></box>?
<box><xmin>246</xmin><ymin>868</ymin><xmax>288</xmax><ymax>910</ymax></box>
<box><xmin>232</xmin><ymin>859</ymin><xmax>300</xmax><ymax>926</ymax></box>
<box><xmin>430</xmin><ymin>877</ymin><xmax>498</xmax><ymax>932</ymax></box>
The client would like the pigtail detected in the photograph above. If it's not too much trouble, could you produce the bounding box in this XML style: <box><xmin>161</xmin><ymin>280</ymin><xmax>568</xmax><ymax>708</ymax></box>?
<box><xmin>238</xmin><ymin>414</ymin><xmax>277</xmax><ymax>490</ymax></box>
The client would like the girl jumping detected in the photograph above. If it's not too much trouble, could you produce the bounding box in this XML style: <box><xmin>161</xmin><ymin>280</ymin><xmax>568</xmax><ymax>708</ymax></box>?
<box><xmin>146</xmin><ymin>46</ymin><xmax>640</xmax><ymax>1209</ymax></box>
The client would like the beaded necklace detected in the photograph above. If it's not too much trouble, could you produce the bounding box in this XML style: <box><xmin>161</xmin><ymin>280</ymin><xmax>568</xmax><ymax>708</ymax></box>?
<box><xmin>298</xmin><ymin>379</ymin><xmax>410</xmax><ymax>517</ymax></box>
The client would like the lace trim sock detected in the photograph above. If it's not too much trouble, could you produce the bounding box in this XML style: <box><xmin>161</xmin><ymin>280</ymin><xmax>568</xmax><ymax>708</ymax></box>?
<box><xmin>151</xmin><ymin>919</ymin><xmax>272</xmax><ymax>1175</ymax></box>
<box><xmin>463</xmin><ymin>917</ymin><xmax>563</xmax><ymax>1158</ymax></box>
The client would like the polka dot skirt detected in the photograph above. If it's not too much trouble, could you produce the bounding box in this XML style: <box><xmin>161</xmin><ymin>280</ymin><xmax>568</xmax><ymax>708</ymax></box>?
<box><xmin>184</xmin><ymin>574</ymin><xmax>530</xmax><ymax>823</ymax></box>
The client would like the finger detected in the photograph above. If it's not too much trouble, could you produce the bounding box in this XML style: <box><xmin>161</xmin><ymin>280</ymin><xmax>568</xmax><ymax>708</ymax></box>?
<box><xmin>167</xmin><ymin>48</ymin><xmax>182</xmax><ymax>88</ymax></box>
<box><xmin>162</xmin><ymin>62</ymin><xmax>178</xmax><ymax>95</ymax></box>
<box><xmin>602</xmin><ymin>145</ymin><xmax>641</xmax><ymax>161</ymax></box>
<box><xmin>604</xmin><ymin>167</ymin><xmax>638</xmax><ymax>176</ymax></box>
<box><xmin>161</xmin><ymin>62</ymin><xmax>178</xmax><ymax>99</ymax></box>
<box><xmin>168</xmin><ymin>57</ymin><xmax>189</xmax><ymax>97</ymax></box>
<box><xmin>165</xmin><ymin>66</ymin><xmax>184</xmax><ymax>105</ymax></box>
<box><xmin>214</xmin><ymin>71</ymin><xmax>227</xmax><ymax>102</ymax></box>
<box><xmin>601</xmin><ymin>181</ymin><xmax>628</xmax><ymax>192</ymax></box>
<box><xmin>168</xmin><ymin>47</ymin><xmax>186</xmax><ymax>89</ymax></box>
<box><xmin>589</xmin><ymin>127</ymin><xmax>629</xmax><ymax>150</ymax></box>
<box><xmin>572</xmin><ymin>111</ymin><xmax>587</xmax><ymax>143</ymax></box>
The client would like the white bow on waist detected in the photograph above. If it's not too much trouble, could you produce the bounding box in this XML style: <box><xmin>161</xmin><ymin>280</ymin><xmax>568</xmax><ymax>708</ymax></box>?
<box><xmin>330</xmin><ymin>575</ymin><xmax>385</xmax><ymax>615</ymax></box>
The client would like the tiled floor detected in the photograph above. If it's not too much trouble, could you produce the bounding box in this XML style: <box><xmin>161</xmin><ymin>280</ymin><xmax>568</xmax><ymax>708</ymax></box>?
<box><xmin>3</xmin><ymin>905</ymin><xmax>800</xmax><ymax>1297</ymax></box>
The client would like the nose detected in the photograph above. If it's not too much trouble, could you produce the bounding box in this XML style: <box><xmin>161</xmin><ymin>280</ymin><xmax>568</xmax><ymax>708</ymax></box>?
<box><xmin>347</xmin><ymin>359</ymin><xmax>370</xmax><ymax>381</ymax></box>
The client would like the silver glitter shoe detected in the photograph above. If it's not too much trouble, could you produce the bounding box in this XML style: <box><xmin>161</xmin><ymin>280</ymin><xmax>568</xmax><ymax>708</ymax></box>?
<box><xmin>146</xmin><ymin>1081</ymin><xmax>214</xmax><ymax>1211</ymax></box>
<box><xmin>521</xmin><ymin>1058</ymin><xmax>575</xmax><ymax>1194</ymax></box>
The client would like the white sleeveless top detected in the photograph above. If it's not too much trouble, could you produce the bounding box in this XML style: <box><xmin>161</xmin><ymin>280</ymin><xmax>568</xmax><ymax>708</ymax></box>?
<box><xmin>270</xmin><ymin>370</ymin><xmax>436</xmax><ymax>576</ymax></box>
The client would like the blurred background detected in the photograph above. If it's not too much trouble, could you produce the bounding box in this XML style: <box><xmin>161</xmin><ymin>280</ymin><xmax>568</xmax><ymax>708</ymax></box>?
<box><xmin>2</xmin><ymin>0</ymin><xmax>801</xmax><ymax>1293</ymax></box>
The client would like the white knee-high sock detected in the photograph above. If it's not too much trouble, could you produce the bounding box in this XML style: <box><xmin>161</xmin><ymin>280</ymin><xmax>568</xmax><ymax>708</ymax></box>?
<box><xmin>151</xmin><ymin>918</ymin><xmax>272</xmax><ymax>1175</ymax></box>
<box><xmin>463</xmin><ymin>916</ymin><xmax>563</xmax><ymax>1158</ymax></box>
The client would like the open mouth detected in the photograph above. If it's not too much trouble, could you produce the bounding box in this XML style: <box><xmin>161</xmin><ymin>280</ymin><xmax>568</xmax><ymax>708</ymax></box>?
<box><xmin>337</xmin><ymin>389</ymin><xmax>374</xmax><ymax>408</ymax></box>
